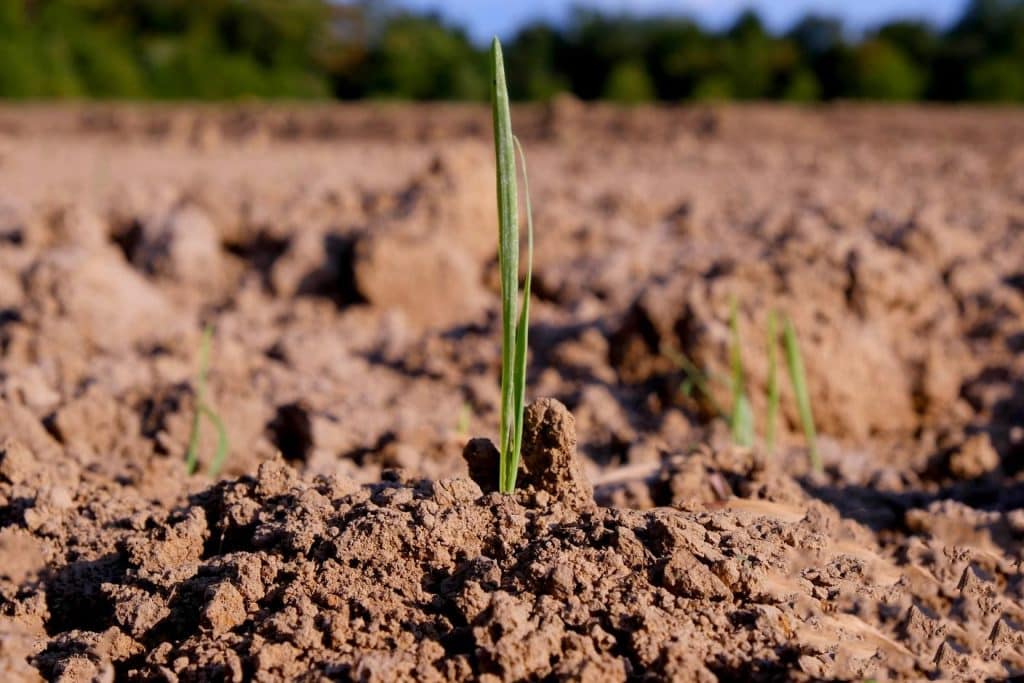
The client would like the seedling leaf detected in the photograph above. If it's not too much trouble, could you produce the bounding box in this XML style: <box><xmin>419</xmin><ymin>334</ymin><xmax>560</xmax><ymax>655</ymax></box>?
<box><xmin>729</xmin><ymin>299</ymin><xmax>754</xmax><ymax>447</ymax></box>
<box><xmin>185</xmin><ymin>324</ymin><xmax>231</xmax><ymax>478</ymax></box>
<box><xmin>765</xmin><ymin>310</ymin><xmax>779</xmax><ymax>453</ymax></box>
<box><xmin>508</xmin><ymin>136</ymin><xmax>533</xmax><ymax>492</ymax></box>
<box><xmin>185</xmin><ymin>325</ymin><xmax>214</xmax><ymax>475</ymax></box>
<box><xmin>661</xmin><ymin>344</ymin><xmax>726</xmax><ymax>417</ymax></box>
<box><xmin>491</xmin><ymin>38</ymin><xmax>533</xmax><ymax>493</ymax></box>
<box><xmin>783</xmin><ymin>316</ymin><xmax>821</xmax><ymax>472</ymax></box>
<box><xmin>202</xmin><ymin>406</ymin><xmax>230</xmax><ymax>479</ymax></box>
<box><xmin>456</xmin><ymin>402</ymin><xmax>471</xmax><ymax>436</ymax></box>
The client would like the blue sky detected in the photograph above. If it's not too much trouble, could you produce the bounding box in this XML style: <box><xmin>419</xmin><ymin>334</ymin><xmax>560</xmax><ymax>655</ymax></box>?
<box><xmin>393</xmin><ymin>0</ymin><xmax>970</xmax><ymax>42</ymax></box>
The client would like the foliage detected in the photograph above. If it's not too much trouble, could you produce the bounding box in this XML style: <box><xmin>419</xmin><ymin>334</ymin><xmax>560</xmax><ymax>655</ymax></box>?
<box><xmin>1</xmin><ymin>0</ymin><xmax>1023</xmax><ymax>102</ymax></box>
<box><xmin>850</xmin><ymin>39</ymin><xmax>925</xmax><ymax>100</ymax></box>
<box><xmin>365</xmin><ymin>15</ymin><xmax>487</xmax><ymax>100</ymax></box>
<box><xmin>603</xmin><ymin>60</ymin><xmax>656</xmax><ymax>103</ymax></box>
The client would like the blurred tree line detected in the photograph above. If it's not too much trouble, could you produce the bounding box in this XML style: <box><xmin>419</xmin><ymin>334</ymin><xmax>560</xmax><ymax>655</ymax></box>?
<box><xmin>0</xmin><ymin>0</ymin><xmax>1023</xmax><ymax>102</ymax></box>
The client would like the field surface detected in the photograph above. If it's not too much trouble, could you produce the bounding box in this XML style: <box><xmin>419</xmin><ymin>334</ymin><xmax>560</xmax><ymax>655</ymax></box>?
<box><xmin>1</xmin><ymin>104</ymin><xmax>1023</xmax><ymax>681</ymax></box>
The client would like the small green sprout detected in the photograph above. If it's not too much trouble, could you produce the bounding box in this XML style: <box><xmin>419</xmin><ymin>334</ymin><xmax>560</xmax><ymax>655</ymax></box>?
<box><xmin>663</xmin><ymin>304</ymin><xmax>821</xmax><ymax>472</ymax></box>
<box><xmin>661</xmin><ymin>344</ymin><xmax>725</xmax><ymax>417</ymax></box>
<box><xmin>728</xmin><ymin>298</ymin><xmax>754</xmax><ymax>448</ymax></box>
<box><xmin>782</xmin><ymin>315</ymin><xmax>821</xmax><ymax>472</ymax></box>
<box><xmin>491</xmin><ymin>37</ymin><xmax>534</xmax><ymax>493</ymax></box>
<box><xmin>765</xmin><ymin>310</ymin><xmax>780</xmax><ymax>453</ymax></box>
<box><xmin>456</xmin><ymin>401</ymin><xmax>472</xmax><ymax>437</ymax></box>
<box><xmin>185</xmin><ymin>324</ymin><xmax>230</xmax><ymax>478</ymax></box>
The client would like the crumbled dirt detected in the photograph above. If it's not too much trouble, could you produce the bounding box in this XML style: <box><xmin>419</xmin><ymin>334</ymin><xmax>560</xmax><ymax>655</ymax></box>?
<box><xmin>1</xmin><ymin>104</ymin><xmax>1023</xmax><ymax>680</ymax></box>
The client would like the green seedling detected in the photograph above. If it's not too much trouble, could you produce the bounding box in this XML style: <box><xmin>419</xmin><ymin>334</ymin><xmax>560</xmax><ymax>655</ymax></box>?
<box><xmin>663</xmin><ymin>304</ymin><xmax>821</xmax><ymax>472</ymax></box>
<box><xmin>782</xmin><ymin>316</ymin><xmax>821</xmax><ymax>472</ymax></box>
<box><xmin>765</xmin><ymin>310</ymin><xmax>780</xmax><ymax>453</ymax></box>
<box><xmin>660</xmin><ymin>344</ymin><xmax>725</xmax><ymax>417</ymax></box>
<box><xmin>728</xmin><ymin>298</ymin><xmax>754</xmax><ymax>448</ymax></box>
<box><xmin>185</xmin><ymin>325</ymin><xmax>230</xmax><ymax>478</ymax></box>
<box><xmin>491</xmin><ymin>37</ymin><xmax>534</xmax><ymax>493</ymax></box>
<box><xmin>456</xmin><ymin>401</ymin><xmax>472</xmax><ymax>437</ymax></box>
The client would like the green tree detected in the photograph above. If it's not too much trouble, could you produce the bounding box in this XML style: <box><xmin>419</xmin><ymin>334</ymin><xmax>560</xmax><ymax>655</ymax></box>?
<box><xmin>604</xmin><ymin>60</ymin><xmax>655</xmax><ymax>103</ymax></box>
<box><xmin>506</xmin><ymin>24</ymin><xmax>568</xmax><ymax>101</ymax></box>
<box><xmin>782</xmin><ymin>68</ymin><xmax>822</xmax><ymax>101</ymax></box>
<box><xmin>851</xmin><ymin>39</ymin><xmax>925</xmax><ymax>100</ymax></box>
<box><xmin>693</xmin><ymin>74</ymin><xmax>734</xmax><ymax>101</ymax></box>
<box><xmin>967</xmin><ymin>57</ymin><xmax>1024</xmax><ymax>100</ymax></box>
<box><xmin>0</xmin><ymin>39</ymin><xmax>41</xmax><ymax>97</ymax></box>
<box><xmin>366</xmin><ymin>15</ymin><xmax>486</xmax><ymax>100</ymax></box>
<box><xmin>722</xmin><ymin>11</ymin><xmax>775</xmax><ymax>98</ymax></box>
<box><xmin>646</xmin><ymin>19</ymin><xmax>716</xmax><ymax>100</ymax></box>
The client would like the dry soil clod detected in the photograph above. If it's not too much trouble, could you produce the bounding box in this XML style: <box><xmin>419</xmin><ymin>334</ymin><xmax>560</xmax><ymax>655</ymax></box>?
<box><xmin>463</xmin><ymin>397</ymin><xmax>593</xmax><ymax>508</ymax></box>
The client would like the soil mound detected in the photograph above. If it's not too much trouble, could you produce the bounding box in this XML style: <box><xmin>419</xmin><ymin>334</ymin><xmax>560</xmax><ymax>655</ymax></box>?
<box><xmin>4</xmin><ymin>423</ymin><xmax>1021</xmax><ymax>681</ymax></box>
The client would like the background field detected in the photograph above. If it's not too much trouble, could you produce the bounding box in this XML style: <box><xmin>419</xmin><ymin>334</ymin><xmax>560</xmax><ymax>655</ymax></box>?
<box><xmin>0</xmin><ymin>103</ymin><xmax>1021</xmax><ymax>679</ymax></box>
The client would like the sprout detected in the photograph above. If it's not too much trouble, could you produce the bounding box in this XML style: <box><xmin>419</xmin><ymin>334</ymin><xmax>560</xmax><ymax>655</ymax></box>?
<box><xmin>661</xmin><ymin>343</ymin><xmax>725</xmax><ymax>417</ymax></box>
<box><xmin>491</xmin><ymin>38</ymin><xmax>534</xmax><ymax>493</ymax></box>
<box><xmin>765</xmin><ymin>310</ymin><xmax>780</xmax><ymax>453</ymax></box>
<box><xmin>185</xmin><ymin>324</ymin><xmax>230</xmax><ymax>478</ymax></box>
<box><xmin>782</xmin><ymin>315</ymin><xmax>821</xmax><ymax>472</ymax></box>
<box><xmin>728</xmin><ymin>298</ymin><xmax>754</xmax><ymax>448</ymax></box>
<box><xmin>664</xmin><ymin>304</ymin><xmax>820</xmax><ymax>472</ymax></box>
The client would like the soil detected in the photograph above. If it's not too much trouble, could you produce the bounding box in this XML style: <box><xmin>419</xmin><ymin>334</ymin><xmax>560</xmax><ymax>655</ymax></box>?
<box><xmin>1</xmin><ymin>103</ymin><xmax>1023</xmax><ymax>681</ymax></box>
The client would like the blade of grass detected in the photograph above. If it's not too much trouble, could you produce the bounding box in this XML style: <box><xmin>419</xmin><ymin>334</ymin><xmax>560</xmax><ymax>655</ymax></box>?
<box><xmin>729</xmin><ymin>298</ymin><xmax>754</xmax><ymax>447</ymax></box>
<box><xmin>507</xmin><ymin>136</ymin><xmax>533</xmax><ymax>493</ymax></box>
<box><xmin>456</xmin><ymin>401</ymin><xmax>471</xmax><ymax>437</ymax></box>
<box><xmin>185</xmin><ymin>324</ymin><xmax>231</xmax><ymax>478</ymax></box>
<box><xmin>661</xmin><ymin>343</ymin><xmax>726</xmax><ymax>417</ymax></box>
<box><xmin>782</xmin><ymin>316</ymin><xmax>821</xmax><ymax>472</ymax></box>
<box><xmin>203</xmin><ymin>405</ymin><xmax>230</xmax><ymax>479</ymax></box>
<box><xmin>185</xmin><ymin>325</ymin><xmax>214</xmax><ymax>475</ymax></box>
<box><xmin>491</xmin><ymin>37</ymin><xmax>524</xmax><ymax>493</ymax></box>
<box><xmin>185</xmin><ymin>412</ymin><xmax>201</xmax><ymax>474</ymax></box>
<box><xmin>765</xmin><ymin>310</ymin><xmax>779</xmax><ymax>453</ymax></box>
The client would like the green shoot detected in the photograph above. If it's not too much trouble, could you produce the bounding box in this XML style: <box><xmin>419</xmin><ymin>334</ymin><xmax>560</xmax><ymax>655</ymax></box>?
<box><xmin>728</xmin><ymin>299</ymin><xmax>754</xmax><ymax>448</ymax></box>
<box><xmin>491</xmin><ymin>37</ymin><xmax>534</xmax><ymax>493</ymax></box>
<box><xmin>782</xmin><ymin>316</ymin><xmax>821</xmax><ymax>472</ymax></box>
<box><xmin>185</xmin><ymin>325</ymin><xmax>230</xmax><ymax>478</ymax></box>
<box><xmin>456</xmin><ymin>401</ymin><xmax>471</xmax><ymax>437</ymax></box>
<box><xmin>765</xmin><ymin>310</ymin><xmax>780</xmax><ymax>453</ymax></box>
<box><xmin>661</xmin><ymin>344</ymin><xmax>726</xmax><ymax>417</ymax></box>
<box><xmin>665</xmin><ymin>304</ymin><xmax>819</xmax><ymax>470</ymax></box>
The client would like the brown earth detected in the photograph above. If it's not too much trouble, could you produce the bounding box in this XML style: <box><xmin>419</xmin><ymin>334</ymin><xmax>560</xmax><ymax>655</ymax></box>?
<box><xmin>0</xmin><ymin>103</ymin><xmax>1023</xmax><ymax>681</ymax></box>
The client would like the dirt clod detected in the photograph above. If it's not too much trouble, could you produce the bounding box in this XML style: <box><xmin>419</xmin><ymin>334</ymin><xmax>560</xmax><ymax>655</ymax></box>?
<box><xmin>519</xmin><ymin>397</ymin><xmax>593</xmax><ymax>509</ymax></box>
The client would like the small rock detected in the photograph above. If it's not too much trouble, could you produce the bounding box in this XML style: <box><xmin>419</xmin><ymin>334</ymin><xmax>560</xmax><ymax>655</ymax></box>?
<box><xmin>0</xmin><ymin>438</ymin><xmax>35</xmax><ymax>485</ymax></box>
<box><xmin>0</xmin><ymin>528</ymin><xmax>45</xmax><ymax>584</ymax></box>
<box><xmin>203</xmin><ymin>582</ymin><xmax>246</xmax><ymax>635</ymax></box>
<box><xmin>948</xmin><ymin>433</ymin><xmax>999</xmax><ymax>479</ymax></box>
<box><xmin>255</xmin><ymin>458</ymin><xmax>298</xmax><ymax>499</ymax></box>
<box><xmin>136</xmin><ymin>204</ymin><xmax>224</xmax><ymax>287</ymax></box>
<box><xmin>424</xmin><ymin>477</ymin><xmax>483</xmax><ymax>507</ymax></box>
<box><xmin>662</xmin><ymin>553</ymin><xmax>731</xmax><ymax>600</ymax></box>
<box><xmin>354</xmin><ymin>232</ymin><xmax>489</xmax><ymax>330</ymax></box>
<box><xmin>22</xmin><ymin>246</ymin><xmax>183</xmax><ymax>352</ymax></box>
